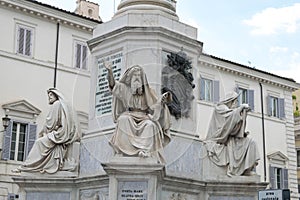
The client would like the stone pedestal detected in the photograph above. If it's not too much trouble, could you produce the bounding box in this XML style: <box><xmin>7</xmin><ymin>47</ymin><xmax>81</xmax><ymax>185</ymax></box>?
<box><xmin>12</xmin><ymin>176</ymin><xmax>78</xmax><ymax>200</ymax></box>
<box><xmin>102</xmin><ymin>156</ymin><xmax>164</xmax><ymax>200</ymax></box>
<box><xmin>88</xmin><ymin>0</ymin><xmax>202</xmax><ymax>136</ymax></box>
<box><xmin>12</xmin><ymin>142</ymin><xmax>81</xmax><ymax>200</ymax></box>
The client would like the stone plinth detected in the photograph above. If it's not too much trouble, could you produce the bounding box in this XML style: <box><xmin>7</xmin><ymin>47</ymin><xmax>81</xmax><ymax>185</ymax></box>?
<box><xmin>12</xmin><ymin>176</ymin><xmax>78</xmax><ymax>200</ymax></box>
<box><xmin>102</xmin><ymin>156</ymin><xmax>164</xmax><ymax>200</ymax></box>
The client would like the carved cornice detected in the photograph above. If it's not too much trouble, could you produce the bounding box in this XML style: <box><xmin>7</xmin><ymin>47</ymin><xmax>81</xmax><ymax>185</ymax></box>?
<box><xmin>199</xmin><ymin>60</ymin><xmax>300</xmax><ymax>91</ymax></box>
<box><xmin>0</xmin><ymin>0</ymin><xmax>99</xmax><ymax>32</ymax></box>
<box><xmin>267</xmin><ymin>151</ymin><xmax>289</xmax><ymax>166</ymax></box>
<box><xmin>89</xmin><ymin>26</ymin><xmax>202</xmax><ymax>52</ymax></box>
<box><xmin>2</xmin><ymin>99</ymin><xmax>41</xmax><ymax>120</ymax></box>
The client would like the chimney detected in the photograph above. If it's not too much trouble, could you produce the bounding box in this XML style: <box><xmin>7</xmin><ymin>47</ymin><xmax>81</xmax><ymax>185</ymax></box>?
<box><xmin>75</xmin><ymin>0</ymin><xmax>102</xmax><ymax>22</ymax></box>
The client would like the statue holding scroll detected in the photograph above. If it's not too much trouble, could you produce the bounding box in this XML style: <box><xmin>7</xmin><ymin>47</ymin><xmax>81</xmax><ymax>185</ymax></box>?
<box><xmin>105</xmin><ymin>63</ymin><xmax>172</xmax><ymax>163</ymax></box>
<box><xmin>204</xmin><ymin>91</ymin><xmax>260</xmax><ymax>176</ymax></box>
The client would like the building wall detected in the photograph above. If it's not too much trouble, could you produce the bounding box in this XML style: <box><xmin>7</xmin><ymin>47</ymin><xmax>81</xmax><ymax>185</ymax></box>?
<box><xmin>295</xmin><ymin>117</ymin><xmax>300</xmax><ymax>192</ymax></box>
<box><xmin>0</xmin><ymin>0</ymin><xmax>99</xmax><ymax>198</ymax></box>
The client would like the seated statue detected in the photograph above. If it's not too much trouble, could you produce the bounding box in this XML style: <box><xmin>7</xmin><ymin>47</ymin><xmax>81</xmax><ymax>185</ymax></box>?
<box><xmin>204</xmin><ymin>91</ymin><xmax>260</xmax><ymax>176</ymax></box>
<box><xmin>105</xmin><ymin>63</ymin><xmax>172</xmax><ymax>163</ymax></box>
<box><xmin>13</xmin><ymin>88</ymin><xmax>80</xmax><ymax>174</ymax></box>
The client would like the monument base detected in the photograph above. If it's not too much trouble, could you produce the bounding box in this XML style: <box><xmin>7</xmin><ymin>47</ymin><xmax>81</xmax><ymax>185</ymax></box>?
<box><xmin>102</xmin><ymin>156</ymin><xmax>164</xmax><ymax>200</ymax></box>
<box><xmin>12</xmin><ymin>176</ymin><xmax>78</xmax><ymax>200</ymax></box>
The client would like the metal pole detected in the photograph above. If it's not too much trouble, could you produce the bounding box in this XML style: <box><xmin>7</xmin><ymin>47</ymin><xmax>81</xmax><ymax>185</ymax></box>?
<box><xmin>114</xmin><ymin>0</ymin><xmax>116</xmax><ymax>14</ymax></box>
<box><xmin>260</xmin><ymin>82</ymin><xmax>267</xmax><ymax>182</ymax></box>
<box><xmin>54</xmin><ymin>22</ymin><xmax>60</xmax><ymax>88</ymax></box>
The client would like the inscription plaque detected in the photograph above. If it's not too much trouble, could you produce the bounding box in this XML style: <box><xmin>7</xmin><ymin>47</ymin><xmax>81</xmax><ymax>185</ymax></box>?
<box><xmin>95</xmin><ymin>52</ymin><xmax>123</xmax><ymax>116</ymax></box>
<box><xmin>118</xmin><ymin>181</ymin><xmax>148</xmax><ymax>200</ymax></box>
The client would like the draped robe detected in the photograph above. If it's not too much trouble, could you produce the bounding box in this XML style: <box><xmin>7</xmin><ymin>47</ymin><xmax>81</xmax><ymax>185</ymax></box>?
<box><xmin>18</xmin><ymin>89</ymin><xmax>80</xmax><ymax>174</ymax></box>
<box><xmin>109</xmin><ymin>67</ymin><xmax>171</xmax><ymax>163</ymax></box>
<box><xmin>205</xmin><ymin>102</ymin><xmax>260</xmax><ymax>176</ymax></box>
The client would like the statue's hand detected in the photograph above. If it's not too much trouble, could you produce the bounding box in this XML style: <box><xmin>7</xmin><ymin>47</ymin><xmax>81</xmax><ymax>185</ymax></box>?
<box><xmin>103</xmin><ymin>61</ymin><xmax>112</xmax><ymax>71</ymax></box>
<box><xmin>161</xmin><ymin>91</ymin><xmax>172</xmax><ymax>104</ymax></box>
<box><xmin>148</xmin><ymin>113</ymin><xmax>154</xmax><ymax>120</ymax></box>
<box><xmin>241</xmin><ymin>103</ymin><xmax>250</xmax><ymax>111</ymax></box>
<box><xmin>38</xmin><ymin>130</ymin><xmax>45</xmax><ymax>138</ymax></box>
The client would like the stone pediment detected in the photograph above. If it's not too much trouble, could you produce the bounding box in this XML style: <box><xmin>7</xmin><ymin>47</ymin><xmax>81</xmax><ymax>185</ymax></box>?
<box><xmin>267</xmin><ymin>151</ymin><xmax>288</xmax><ymax>166</ymax></box>
<box><xmin>2</xmin><ymin>100</ymin><xmax>41</xmax><ymax>120</ymax></box>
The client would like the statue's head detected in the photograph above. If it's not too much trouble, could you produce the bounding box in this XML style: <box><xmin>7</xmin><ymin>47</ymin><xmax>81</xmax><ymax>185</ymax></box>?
<box><xmin>222</xmin><ymin>91</ymin><xmax>239</xmax><ymax>108</ymax></box>
<box><xmin>125</xmin><ymin>65</ymin><xmax>144</xmax><ymax>95</ymax></box>
<box><xmin>47</xmin><ymin>88</ymin><xmax>59</xmax><ymax>105</ymax></box>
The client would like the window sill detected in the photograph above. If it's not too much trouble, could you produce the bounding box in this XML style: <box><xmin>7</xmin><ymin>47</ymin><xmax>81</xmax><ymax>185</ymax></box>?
<box><xmin>196</xmin><ymin>99</ymin><xmax>215</xmax><ymax>107</ymax></box>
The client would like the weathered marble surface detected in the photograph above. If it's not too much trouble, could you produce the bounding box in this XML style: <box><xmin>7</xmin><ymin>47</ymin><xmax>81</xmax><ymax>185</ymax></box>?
<box><xmin>15</xmin><ymin>88</ymin><xmax>81</xmax><ymax>174</ymax></box>
<box><xmin>105</xmin><ymin>64</ymin><xmax>172</xmax><ymax>163</ymax></box>
<box><xmin>204</xmin><ymin>91</ymin><xmax>260</xmax><ymax>177</ymax></box>
<box><xmin>26</xmin><ymin>192</ymin><xmax>70</xmax><ymax>200</ymax></box>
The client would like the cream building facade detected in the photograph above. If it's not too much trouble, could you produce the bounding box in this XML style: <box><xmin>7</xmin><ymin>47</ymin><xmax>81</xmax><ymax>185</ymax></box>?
<box><xmin>293</xmin><ymin>89</ymin><xmax>300</xmax><ymax>195</ymax></box>
<box><xmin>0</xmin><ymin>0</ymin><xmax>300</xmax><ymax>199</ymax></box>
<box><xmin>0</xmin><ymin>0</ymin><xmax>101</xmax><ymax>199</ymax></box>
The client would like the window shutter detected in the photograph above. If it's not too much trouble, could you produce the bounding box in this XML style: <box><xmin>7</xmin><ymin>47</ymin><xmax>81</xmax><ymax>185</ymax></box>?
<box><xmin>282</xmin><ymin>168</ymin><xmax>288</xmax><ymax>189</ymax></box>
<box><xmin>248</xmin><ymin>89</ymin><xmax>254</xmax><ymax>111</ymax></box>
<box><xmin>234</xmin><ymin>85</ymin><xmax>239</xmax><ymax>94</ymax></box>
<box><xmin>2</xmin><ymin>122</ymin><xmax>13</xmax><ymax>160</ymax></box>
<box><xmin>267</xmin><ymin>95</ymin><xmax>272</xmax><ymax>116</ymax></box>
<box><xmin>18</xmin><ymin>27</ymin><xmax>25</xmax><ymax>54</ymax></box>
<box><xmin>200</xmin><ymin>77</ymin><xmax>205</xmax><ymax>100</ymax></box>
<box><xmin>75</xmin><ymin>43</ymin><xmax>81</xmax><ymax>68</ymax></box>
<box><xmin>269</xmin><ymin>166</ymin><xmax>275</xmax><ymax>189</ymax></box>
<box><xmin>278</xmin><ymin>98</ymin><xmax>285</xmax><ymax>119</ymax></box>
<box><xmin>25</xmin><ymin>29</ymin><xmax>32</xmax><ymax>56</ymax></box>
<box><xmin>82</xmin><ymin>45</ymin><xmax>87</xmax><ymax>69</ymax></box>
<box><xmin>25</xmin><ymin>123</ymin><xmax>37</xmax><ymax>159</ymax></box>
<box><xmin>213</xmin><ymin>80</ymin><xmax>220</xmax><ymax>103</ymax></box>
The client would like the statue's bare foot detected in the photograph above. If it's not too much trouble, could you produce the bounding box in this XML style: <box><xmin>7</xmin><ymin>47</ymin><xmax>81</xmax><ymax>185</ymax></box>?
<box><xmin>226</xmin><ymin>171</ymin><xmax>233</xmax><ymax>177</ymax></box>
<box><xmin>11</xmin><ymin>168</ymin><xmax>21</xmax><ymax>173</ymax></box>
<box><xmin>248</xmin><ymin>171</ymin><xmax>257</xmax><ymax>176</ymax></box>
<box><xmin>243</xmin><ymin>170</ymin><xmax>257</xmax><ymax>176</ymax></box>
<box><xmin>138</xmin><ymin>150</ymin><xmax>149</xmax><ymax>158</ymax></box>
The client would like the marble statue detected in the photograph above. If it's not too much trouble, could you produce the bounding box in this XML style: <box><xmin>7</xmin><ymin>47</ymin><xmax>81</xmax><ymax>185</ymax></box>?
<box><xmin>105</xmin><ymin>63</ymin><xmax>172</xmax><ymax>163</ymax></box>
<box><xmin>204</xmin><ymin>91</ymin><xmax>260</xmax><ymax>176</ymax></box>
<box><xmin>14</xmin><ymin>88</ymin><xmax>80</xmax><ymax>174</ymax></box>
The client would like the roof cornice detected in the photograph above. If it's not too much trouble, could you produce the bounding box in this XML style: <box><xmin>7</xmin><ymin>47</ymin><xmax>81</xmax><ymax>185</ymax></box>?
<box><xmin>199</xmin><ymin>54</ymin><xmax>300</xmax><ymax>91</ymax></box>
<box><xmin>0</xmin><ymin>0</ymin><xmax>101</xmax><ymax>32</ymax></box>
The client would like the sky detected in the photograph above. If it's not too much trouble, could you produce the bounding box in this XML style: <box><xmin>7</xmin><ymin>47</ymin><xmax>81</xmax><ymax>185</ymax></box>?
<box><xmin>38</xmin><ymin>0</ymin><xmax>300</xmax><ymax>83</ymax></box>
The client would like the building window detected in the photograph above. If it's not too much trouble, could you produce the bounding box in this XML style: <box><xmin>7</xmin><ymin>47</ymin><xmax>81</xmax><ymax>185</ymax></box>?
<box><xmin>88</xmin><ymin>9</ymin><xmax>93</xmax><ymax>17</ymax></box>
<box><xmin>238</xmin><ymin>88</ymin><xmax>248</xmax><ymax>104</ymax></box>
<box><xmin>74</xmin><ymin>41</ymin><xmax>88</xmax><ymax>70</ymax></box>
<box><xmin>203</xmin><ymin>78</ymin><xmax>212</xmax><ymax>101</ymax></box>
<box><xmin>200</xmin><ymin>77</ymin><xmax>219</xmax><ymax>103</ymax></box>
<box><xmin>297</xmin><ymin>150</ymin><xmax>300</xmax><ymax>167</ymax></box>
<box><xmin>10</xmin><ymin>122</ymin><xmax>27</xmax><ymax>161</ymax></box>
<box><xmin>2</xmin><ymin>120</ymin><xmax>37</xmax><ymax>161</ymax></box>
<box><xmin>269</xmin><ymin>166</ymin><xmax>288</xmax><ymax>189</ymax></box>
<box><xmin>7</xmin><ymin>194</ymin><xmax>19</xmax><ymax>200</ymax></box>
<box><xmin>237</xmin><ymin>87</ymin><xmax>254</xmax><ymax>110</ymax></box>
<box><xmin>275</xmin><ymin>168</ymin><xmax>282</xmax><ymax>189</ymax></box>
<box><xmin>16</xmin><ymin>24</ymin><xmax>33</xmax><ymax>57</ymax></box>
<box><xmin>271</xmin><ymin>96</ymin><xmax>278</xmax><ymax>117</ymax></box>
<box><xmin>268</xmin><ymin>95</ymin><xmax>285</xmax><ymax>118</ymax></box>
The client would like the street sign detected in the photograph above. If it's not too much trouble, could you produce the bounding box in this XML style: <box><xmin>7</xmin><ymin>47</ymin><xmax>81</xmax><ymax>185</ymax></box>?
<box><xmin>258</xmin><ymin>189</ymin><xmax>290</xmax><ymax>200</ymax></box>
